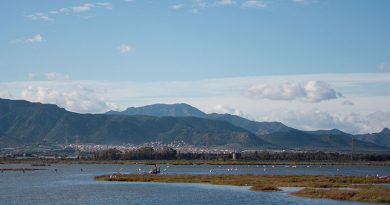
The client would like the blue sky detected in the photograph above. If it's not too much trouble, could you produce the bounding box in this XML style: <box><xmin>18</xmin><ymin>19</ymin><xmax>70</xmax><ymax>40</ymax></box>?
<box><xmin>0</xmin><ymin>0</ymin><xmax>389</xmax><ymax>133</ymax></box>
<box><xmin>1</xmin><ymin>0</ymin><xmax>389</xmax><ymax>81</ymax></box>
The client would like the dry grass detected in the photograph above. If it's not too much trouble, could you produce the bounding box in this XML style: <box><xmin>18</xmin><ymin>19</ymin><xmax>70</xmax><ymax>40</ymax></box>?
<box><xmin>94</xmin><ymin>174</ymin><xmax>390</xmax><ymax>203</ymax></box>
<box><xmin>95</xmin><ymin>174</ymin><xmax>388</xmax><ymax>188</ymax></box>
<box><xmin>291</xmin><ymin>186</ymin><xmax>390</xmax><ymax>203</ymax></box>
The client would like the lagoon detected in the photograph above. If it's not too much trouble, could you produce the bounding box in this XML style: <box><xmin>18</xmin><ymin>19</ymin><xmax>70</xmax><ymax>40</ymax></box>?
<box><xmin>0</xmin><ymin>164</ymin><xmax>388</xmax><ymax>205</ymax></box>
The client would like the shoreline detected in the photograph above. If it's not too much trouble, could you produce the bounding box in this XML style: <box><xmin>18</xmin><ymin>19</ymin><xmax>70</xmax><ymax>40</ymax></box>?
<box><xmin>94</xmin><ymin>174</ymin><xmax>390</xmax><ymax>203</ymax></box>
<box><xmin>1</xmin><ymin>159</ymin><xmax>390</xmax><ymax>166</ymax></box>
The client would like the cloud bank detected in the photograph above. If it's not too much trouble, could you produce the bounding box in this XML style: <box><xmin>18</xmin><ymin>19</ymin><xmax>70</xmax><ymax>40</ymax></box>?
<box><xmin>245</xmin><ymin>81</ymin><xmax>342</xmax><ymax>102</ymax></box>
<box><xmin>21</xmin><ymin>86</ymin><xmax>116</xmax><ymax>113</ymax></box>
<box><xmin>1</xmin><ymin>73</ymin><xmax>389</xmax><ymax>133</ymax></box>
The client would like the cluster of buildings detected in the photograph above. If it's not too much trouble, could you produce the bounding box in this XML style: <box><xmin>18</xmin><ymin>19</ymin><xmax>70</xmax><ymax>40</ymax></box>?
<box><xmin>65</xmin><ymin>141</ymin><xmax>237</xmax><ymax>154</ymax></box>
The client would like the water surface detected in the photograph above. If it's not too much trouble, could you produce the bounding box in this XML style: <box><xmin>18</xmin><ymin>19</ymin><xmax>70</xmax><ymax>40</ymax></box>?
<box><xmin>0</xmin><ymin>164</ymin><xmax>387</xmax><ymax>205</ymax></box>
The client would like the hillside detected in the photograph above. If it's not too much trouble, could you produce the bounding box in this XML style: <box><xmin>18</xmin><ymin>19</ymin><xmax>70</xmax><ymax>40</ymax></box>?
<box><xmin>355</xmin><ymin>128</ymin><xmax>390</xmax><ymax>148</ymax></box>
<box><xmin>107</xmin><ymin>104</ymin><xmax>292</xmax><ymax>134</ymax></box>
<box><xmin>106</xmin><ymin>103</ymin><xmax>206</xmax><ymax>118</ymax></box>
<box><xmin>206</xmin><ymin>113</ymin><xmax>292</xmax><ymax>135</ymax></box>
<box><xmin>0</xmin><ymin>98</ymin><xmax>272</xmax><ymax>148</ymax></box>
<box><xmin>107</xmin><ymin>103</ymin><xmax>389</xmax><ymax>152</ymax></box>
<box><xmin>258</xmin><ymin>129</ymin><xmax>388</xmax><ymax>152</ymax></box>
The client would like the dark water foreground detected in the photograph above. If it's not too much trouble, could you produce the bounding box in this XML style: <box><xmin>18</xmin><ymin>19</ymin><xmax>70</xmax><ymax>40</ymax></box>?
<box><xmin>0</xmin><ymin>164</ymin><xmax>388</xmax><ymax>205</ymax></box>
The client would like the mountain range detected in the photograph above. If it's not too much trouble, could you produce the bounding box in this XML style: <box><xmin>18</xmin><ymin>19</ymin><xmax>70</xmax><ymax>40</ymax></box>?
<box><xmin>106</xmin><ymin>103</ymin><xmax>389</xmax><ymax>152</ymax></box>
<box><xmin>0</xmin><ymin>98</ymin><xmax>388</xmax><ymax>152</ymax></box>
<box><xmin>0</xmin><ymin>98</ymin><xmax>272</xmax><ymax>149</ymax></box>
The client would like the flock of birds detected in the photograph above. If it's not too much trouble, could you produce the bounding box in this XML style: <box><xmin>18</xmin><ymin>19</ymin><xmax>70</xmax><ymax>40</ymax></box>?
<box><xmin>1</xmin><ymin>164</ymin><xmax>387</xmax><ymax>179</ymax></box>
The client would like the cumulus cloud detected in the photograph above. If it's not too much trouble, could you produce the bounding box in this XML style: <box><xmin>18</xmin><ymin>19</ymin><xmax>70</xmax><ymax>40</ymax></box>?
<box><xmin>72</xmin><ymin>3</ymin><xmax>95</xmax><ymax>13</ymax></box>
<box><xmin>242</xmin><ymin>0</ymin><xmax>267</xmax><ymax>9</ymax></box>
<box><xmin>171</xmin><ymin>4</ymin><xmax>184</xmax><ymax>10</ymax></box>
<box><xmin>245</xmin><ymin>81</ymin><xmax>342</xmax><ymax>102</ymax></box>
<box><xmin>22</xmin><ymin>34</ymin><xmax>44</xmax><ymax>43</ymax></box>
<box><xmin>21</xmin><ymin>86</ymin><xmax>116</xmax><ymax>113</ymax></box>
<box><xmin>118</xmin><ymin>44</ymin><xmax>134</xmax><ymax>53</ymax></box>
<box><xmin>378</xmin><ymin>62</ymin><xmax>390</xmax><ymax>72</ymax></box>
<box><xmin>216</xmin><ymin>0</ymin><xmax>236</xmax><ymax>6</ymax></box>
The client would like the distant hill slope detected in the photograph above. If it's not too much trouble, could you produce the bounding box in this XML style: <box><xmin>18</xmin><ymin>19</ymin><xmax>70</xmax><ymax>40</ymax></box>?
<box><xmin>206</xmin><ymin>113</ymin><xmax>292</xmax><ymax>135</ymax></box>
<box><xmin>0</xmin><ymin>98</ymin><xmax>273</xmax><ymax>148</ymax></box>
<box><xmin>107</xmin><ymin>103</ymin><xmax>389</xmax><ymax>152</ymax></box>
<box><xmin>305</xmin><ymin>129</ymin><xmax>352</xmax><ymax>137</ymax></box>
<box><xmin>107</xmin><ymin>104</ymin><xmax>292</xmax><ymax>135</ymax></box>
<box><xmin>258</xmin><ymin>129</ymin><xmax>389</xmax><ymax>152</ymax></box>
<box><xmin>107</xmin><ymin>103</ymin><xmax>206</xmax><ymax>118</ymax></box>
<box><xmin>355</xmin><ymin>128</ymin><xmax>390</xmax><ymax>148</ymax></box>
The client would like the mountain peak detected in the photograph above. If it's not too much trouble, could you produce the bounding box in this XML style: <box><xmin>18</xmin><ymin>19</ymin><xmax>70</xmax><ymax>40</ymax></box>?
<box><xmin>381</xmin><ymin>127</ymin><xmax>390</xmax><ymax>133</ymax></box>
<box><xmin>108</xmin><ymin>103</ymin><xmax>206</xmax><ymax>118</ymax></box>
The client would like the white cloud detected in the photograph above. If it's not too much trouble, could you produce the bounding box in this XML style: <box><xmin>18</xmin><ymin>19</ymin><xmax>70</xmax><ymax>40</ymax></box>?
<box><xmin>192</xmin><ymin>0</ymin><xmax>208</xmax><ymax>13</ymax></box>
<box><xmin>304</xmin><ymin>81</ymin><xmax>342</xmax><ymax>102</ymax></box>
<box><xmin>97</xmin><ymin>2</ymin><xmax>113</xmax><ymax>10</ymax></box>
<box><xmin>242</xmin><ymin>0</ymin><xmax>267</xmax><ymax>9</ymax></box>
<box><xmin>21</xmin><ymin>86</ymin><xmax>116</xmax><ymax>113</ymax></box>
<box><xmin>20</xmin><ymin>34</ymin><xmax>44</xmax><ymax>43</ymax></box>
<box><xmin>26</xmin><ymin>13</ymin><xmax>52</xmax><ymax>21</ymax></box>
<box><xmin>171</xmin><ymin>4</ymin><xmax>184</xmax><ymax>10</ymax></box>
<box><xmin>216</xmin><ymin>0</ymin><xmax>236</xmax><ymax>6</ymax></box>
<box><xmin>245</xmin><ymin>81</ymin><xmax>342</xmax><ymax>102</ymax></box>
<box><xmin>27</xmin><ymin>72</ymin><xmax>69</xmax><ymax>81</ymax></box>
<box><xmin>59</xmin><ymin>8</ymin><xmax>71</xmax><ymax>13</ymax></box>
<box><xmin>209</xmin><ymin>104</ymin><xmax>243</xmax><ymax>116</ymax></box>
<box><xmin>72</xmin><ymin>3</ymin><xmax>95</xmax><ymax>13</ymax></box>
<box><xmin>378</xmin><ymin>62</ymin><xmax>390</xmax><ymax>72</ymax></box>
<box><xmin>27</xmin><ymin>2</ymin><xmax>112</xmax><ymax>21</ymax></box>
<box><xmin>293</xmin><ymin>0</ymin><xmax>307</xmax><ymax>4</ymax></box>
<box><xmin>0</xmin><ymin>88</ymin><xmax>13</xmax><ymax>99</ymax></box>
<box><xmin>118</xmin><ymin>44</ymin><xmax>134</xmax><ymax>53</ymax></box>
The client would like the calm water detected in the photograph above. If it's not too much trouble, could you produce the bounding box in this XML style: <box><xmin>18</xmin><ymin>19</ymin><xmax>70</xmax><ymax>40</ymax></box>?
<box><xmin>0</xmin><ymin>164</ymin><xmax>389</xmax><ymax>205</ymax></box>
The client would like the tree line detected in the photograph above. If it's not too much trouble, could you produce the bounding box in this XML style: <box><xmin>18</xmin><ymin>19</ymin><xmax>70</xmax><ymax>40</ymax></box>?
<box><xmin>94</xmin><ymin>147</ymin><xmax>390</xmax><ymax>161</ymax></box>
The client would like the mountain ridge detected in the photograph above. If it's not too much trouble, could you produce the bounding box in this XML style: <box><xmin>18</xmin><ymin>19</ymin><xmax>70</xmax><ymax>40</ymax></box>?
<box><xmin>0</xmin><ymin>98</ymin><xmax>273</xmax><ymax>148</ymax></box>
<box><xmin>106</xmin><ymin>103</ymin><xmax>389</xmax><ymax>151</ymax></box>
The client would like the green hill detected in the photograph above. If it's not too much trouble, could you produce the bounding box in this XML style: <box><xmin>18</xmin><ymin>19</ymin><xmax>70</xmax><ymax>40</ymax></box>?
<box><xmin>258</xmin><ymin>129</ymin><xmax>388</xmax><ymax>152</ymax></box>
<box><xmin>106</xmin><ymin>103</ymin><xmax>389</xmax><ymax>152</ymax></box>
<box><xmin>0</xmin><ymin>98</ymin><xmax>272</xmax><ymax>148</ymax></box>
<box><xmin>355</xmin><ymin>128</ymin><xmax>390</xmax><ymax>148</ymax></box>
